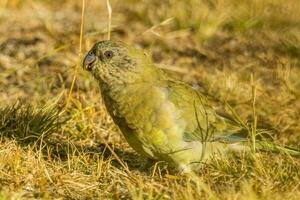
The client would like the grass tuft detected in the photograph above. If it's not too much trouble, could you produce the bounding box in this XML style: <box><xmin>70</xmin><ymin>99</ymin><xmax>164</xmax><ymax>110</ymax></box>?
<box><xmin>0</xmin><ymin>102</ymin><xmax>65</xmax><ymax>144</ymax></box>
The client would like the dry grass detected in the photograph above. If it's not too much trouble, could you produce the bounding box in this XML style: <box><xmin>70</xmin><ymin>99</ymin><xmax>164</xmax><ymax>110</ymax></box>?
<box><xmin>0</xmin><ymin>0</ymin><xmax>300</xmax><ymax>199</ymax></box>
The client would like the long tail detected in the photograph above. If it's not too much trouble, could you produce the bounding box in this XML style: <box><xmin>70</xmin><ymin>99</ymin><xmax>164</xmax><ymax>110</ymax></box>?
<box><xmin>255</xmin><ymin>140</ymin><xmax>300</xmax><ymax>157</ymax></box>
<box><xmin>217</xmin><ymin>134</ymin><xmax>300</xmax><ymax>157</ymax></box>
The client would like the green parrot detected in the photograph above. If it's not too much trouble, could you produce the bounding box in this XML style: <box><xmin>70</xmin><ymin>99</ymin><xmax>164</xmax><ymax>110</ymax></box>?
<box><xmin>82</xmin><ymin>40</ymin><xmax>299</xmax><ymax>172</ymax></box>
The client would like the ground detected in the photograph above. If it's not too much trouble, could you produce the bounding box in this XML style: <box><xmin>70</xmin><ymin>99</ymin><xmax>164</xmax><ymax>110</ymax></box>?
<box><xmin>0</xmin><ymin>0</ymin><xmax>300</xmax><ymax>199</ymax></box>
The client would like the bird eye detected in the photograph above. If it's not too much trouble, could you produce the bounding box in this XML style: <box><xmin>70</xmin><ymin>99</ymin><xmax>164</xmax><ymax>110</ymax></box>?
<box><xmin>104</xmin><ymin>50</ymin><xmax>114</xmax><ymax>59</ymax></box>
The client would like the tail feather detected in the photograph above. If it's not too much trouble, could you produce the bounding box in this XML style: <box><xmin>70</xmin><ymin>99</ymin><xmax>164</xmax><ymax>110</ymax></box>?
<box><xmin>217</xmin><ymin>135</ymin><xmax>300</xmax><ymax>157</ymax></box>
<box><xmin>256</xmin><ymin>141</ymin><xmax>300</xmax><ymax>157</ymax></box>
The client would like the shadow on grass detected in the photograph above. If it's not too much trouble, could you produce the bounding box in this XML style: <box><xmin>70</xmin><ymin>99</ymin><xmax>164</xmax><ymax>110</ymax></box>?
<box><xmin>0</xmin><ymin>102</ymin><xmax>151</xmax><ymax>172</ymax></box>
<box><xmin>47</xmin><ymin>139</ymin><xmax>150</xmax><ymax>172</ymax></box>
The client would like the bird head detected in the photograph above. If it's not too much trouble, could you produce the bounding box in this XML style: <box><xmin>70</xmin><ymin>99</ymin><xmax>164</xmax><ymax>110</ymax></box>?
<box><xmin>82</xmin><ymin>40</ymin><xmax>154</xmax><ymax>85</ymax></box>
<box><xmin>83</xmin><ymin>40</ymin><xmax>128</xmax><ymax>71</ymax></box>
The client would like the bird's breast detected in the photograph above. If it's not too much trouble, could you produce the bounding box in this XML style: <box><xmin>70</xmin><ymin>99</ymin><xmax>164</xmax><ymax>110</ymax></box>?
<box><xmin>103</xmin><ymin>82</ymin><xmax>187</xmax><ymax>156</ymax></box>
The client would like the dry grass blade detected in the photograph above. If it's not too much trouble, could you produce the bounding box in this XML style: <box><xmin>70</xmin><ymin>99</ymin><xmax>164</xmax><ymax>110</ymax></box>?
<box><xmin>66</xmin><ymin>0</ymin><xmax>86</xmax><ymax>107</ymax></box>
<box><xmin>250</xmin><ymin>74</ymin><xmax>257</xmax><ymax>153</ymax></box>
<box><xmin>106</xmin><ymin>0</ymin><xmax>112</xmax><ymax>40</ymax></box>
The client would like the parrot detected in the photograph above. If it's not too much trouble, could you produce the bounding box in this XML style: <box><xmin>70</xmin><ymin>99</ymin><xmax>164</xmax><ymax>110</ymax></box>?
<box><xmin>82</xmin><ymin>40</ymin><xmax>300</xmax><ymax>172</ymax></box>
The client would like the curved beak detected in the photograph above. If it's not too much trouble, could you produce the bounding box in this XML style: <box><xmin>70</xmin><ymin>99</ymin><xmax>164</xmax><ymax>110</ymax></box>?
<box><xmin>83</xmin><ymin>51</ymin><xmax>96</xmax><ymax>71</ymax></box>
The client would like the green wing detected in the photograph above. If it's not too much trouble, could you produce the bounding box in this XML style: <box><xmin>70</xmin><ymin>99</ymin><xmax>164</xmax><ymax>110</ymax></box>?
<box><xmin>165</xmin><ymin>79</ymin><xmax>246</xmax><ymax>143</ymax></box>
<box><xmin>163</xmin><ymin>77</ymin><xmax>300</xmax><ymax>157</ymax></box>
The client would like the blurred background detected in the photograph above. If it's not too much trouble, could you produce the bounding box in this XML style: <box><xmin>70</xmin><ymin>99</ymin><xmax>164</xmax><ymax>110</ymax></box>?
<box><xmin>1</xmin><ymin>0</ymin><xmax>299</xmax><ymax>141</ymax></box>
<box><xmin>0</xmin><ymin>0</ymin><xmax>299</xmax><ymax>199</ymax></box>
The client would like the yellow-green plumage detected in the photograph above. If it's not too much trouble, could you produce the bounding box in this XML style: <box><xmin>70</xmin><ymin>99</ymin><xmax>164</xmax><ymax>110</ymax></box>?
<box><xmin>82</xmin><ymin>40</ymin><xmax>300</xmax><ymax>171</ymax></box>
